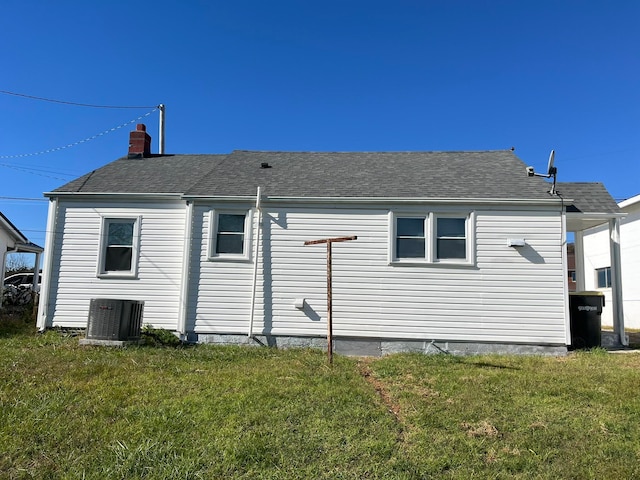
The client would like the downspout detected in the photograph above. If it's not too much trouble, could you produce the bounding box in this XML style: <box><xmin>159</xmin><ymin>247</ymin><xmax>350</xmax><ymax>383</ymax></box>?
<box><xmin>609</xmin><ymin>218</ymin><xmax>627</xmax><ymax>346</ymax></box>
<box><xmin>37</xmin><ymin>197</ymin><xmax>59</xmax><ymax>331</ymax></box>
<box><xmin>248</xmin><ymin>187</ymin><xmax>262</xmax><ymax>338</ymax></box>
<box><xmin>177</xmin><ymin>201</ymin><xmax>194</xmax><ymax>339</ymax></box>
<box><xmin>560</xmin><ymin>206</ymin><xmax>571</xmax><ymax>347</ymax></box>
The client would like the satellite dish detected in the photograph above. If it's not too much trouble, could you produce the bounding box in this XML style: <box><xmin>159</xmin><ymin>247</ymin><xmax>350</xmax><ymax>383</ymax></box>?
<box><xmin>547</xmin><ymin>150</ymin><xmax>556</xmax><ymax>175</ymax></box>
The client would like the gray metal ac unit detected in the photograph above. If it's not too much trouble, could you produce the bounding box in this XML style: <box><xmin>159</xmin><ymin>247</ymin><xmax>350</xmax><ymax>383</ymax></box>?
<box><xmin>86</xmin><ymin>299</ymin><xmax>144</xmax><ymax>341</ymax></box>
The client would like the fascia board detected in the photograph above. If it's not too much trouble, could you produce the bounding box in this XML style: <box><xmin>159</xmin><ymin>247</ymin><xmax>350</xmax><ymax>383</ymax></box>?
<box><xmin>44</xmin><ymin>192</ymin><xmax>184</xmax><ymax>201</ymax></box>
<box><xmin>619</xmin><ymin>194</ymin><xmax>640</xmax><ymax>209</ymax></box>
<box><xmin>183</xmin><ymin>195</ymin><xmax>564</xmax><ymax>207</ymax></box>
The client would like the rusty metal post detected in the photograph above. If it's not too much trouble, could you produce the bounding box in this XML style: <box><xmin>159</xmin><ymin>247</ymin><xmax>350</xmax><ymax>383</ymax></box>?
<box><xmin>303</xmin><ymin>235</ymin><xmax>357</xmax><ymax>364</ymax></box>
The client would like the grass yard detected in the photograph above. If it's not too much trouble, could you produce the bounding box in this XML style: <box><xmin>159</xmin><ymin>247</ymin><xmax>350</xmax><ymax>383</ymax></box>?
<box><xmin>2</xmin><ymin>312</ymin><xmax>640</xmax><ymax>479</ymax></box>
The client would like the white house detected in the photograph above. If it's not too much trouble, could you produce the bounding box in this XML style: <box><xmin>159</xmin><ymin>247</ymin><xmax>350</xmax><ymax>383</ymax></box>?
<box><xmin>1</xmin><ymin>211</ymin><xmax>43</xmax><ymax>307</ymax></box>
<box><xmin>581</xmin><ymin>193</ymin><xmax>640</xmax><ymax>329</ymax></box>
<box><xmin>36</xmin><ymin>125</ymin><xmax>625</xmax><ymax>354</ymax></box>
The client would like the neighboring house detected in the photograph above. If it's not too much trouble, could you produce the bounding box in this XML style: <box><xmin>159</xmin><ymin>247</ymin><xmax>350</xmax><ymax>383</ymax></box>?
<box><xmin>1</xmin><ymin>211</ymin><xmax>44</xmax><ymax>307</ymax></box>
<box><xmin>582</xmin><ymin>193</ymin><xmax>640</xmax><ymax>329</ymax></box>
<box><xmin>36</xmin><ymin>125</ymin><xmax>625</xmax><ymax>354</ymax></box>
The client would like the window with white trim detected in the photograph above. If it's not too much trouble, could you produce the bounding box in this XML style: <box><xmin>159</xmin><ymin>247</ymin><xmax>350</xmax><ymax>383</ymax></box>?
<box><xmin>391</xmin><ymin>212</ymin><xmax>473</xmax><ymax>265</ymax></box>
<box><xmin>209</xmin><ymin>209</ymin><xmax>252</xmax><ymax>261</ymax></box>
<box><xmin>98</xmin><ymin>217</ymin><xmax>140</xmax><ymax>277</ymax></box>
<box><xmin>396</xmin><ymin>217</ymin><xmax>427</xmax><ymax>259</ymax></box>
<box><xmin>596</xmin><ymin>266</ymin><xmax>611</xmax><ymax>288</ymax></box>
<box><xmin>435</xmin><ymin>216</ymin><xmax>467</xmax><ymax>260</ymax></box>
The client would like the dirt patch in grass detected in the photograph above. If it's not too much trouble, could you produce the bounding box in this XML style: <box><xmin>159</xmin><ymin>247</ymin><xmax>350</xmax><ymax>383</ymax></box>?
<box><xmin>357</xmin><ymin>359</ymin><xmax>402</xmax><ymax>421</ymax></box>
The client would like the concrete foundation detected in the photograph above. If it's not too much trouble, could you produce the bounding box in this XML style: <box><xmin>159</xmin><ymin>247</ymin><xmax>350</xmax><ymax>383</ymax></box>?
<box><xmin>601</xmin><ymin>331</ymin><xmax>629</xmax><ymax>349</ymax></box>
<box><xmin>188</xmin><ymin>333</ymin><xmax>568</xmax><ymax>356</ymax></box>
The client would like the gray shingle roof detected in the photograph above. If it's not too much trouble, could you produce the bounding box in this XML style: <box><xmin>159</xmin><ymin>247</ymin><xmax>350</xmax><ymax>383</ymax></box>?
<box><xmin>53</xmin><ymin>154</ymin><xmax>228</xmax><ymax>194</ymax></box>
<box><xmin>52</xmin><ymin>150</ymin><xmax>616</xmax><ymax>210</ymax></box>
<box><xmin>184</xmin><ymin>150</ymin><xmax>554</xmax><ymax>200</ymax></box>
<box><xmin>556</xmin><ymin>182</ymin><xmax>620</xmax><ymax>214</ymax></box>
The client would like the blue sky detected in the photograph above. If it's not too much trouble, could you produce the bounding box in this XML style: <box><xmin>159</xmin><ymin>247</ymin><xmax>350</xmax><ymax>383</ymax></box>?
<box><xmin>1</xmin><ymin>1</ymin><xmax>638</xmax><ymax>250</ymax></box>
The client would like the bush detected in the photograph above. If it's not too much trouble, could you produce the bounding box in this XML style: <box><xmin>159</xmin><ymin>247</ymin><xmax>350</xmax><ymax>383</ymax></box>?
<box><xmin>140</xmin><ymin>324</ymin><xmax>182</xmax><ymax>347</ymax></box>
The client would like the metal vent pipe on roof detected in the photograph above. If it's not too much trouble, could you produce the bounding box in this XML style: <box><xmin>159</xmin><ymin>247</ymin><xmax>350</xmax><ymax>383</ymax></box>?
<box><xmin>159</xmin><ymin>104</ymin><xmax>165</xmax><ymax>155</ymax></box>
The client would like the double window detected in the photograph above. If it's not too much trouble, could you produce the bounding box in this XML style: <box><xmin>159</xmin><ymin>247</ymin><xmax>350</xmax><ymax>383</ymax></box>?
<box><xmin>209</xmin><ymin>209</ymin><xmax>253</xmax><ymax>261</ymax></box>
<box><xmin>98</xmin><ymin>217</ymin><xmax>140</xmax><ymax>277</ymax></box>
<box><xmin>391</xmin><ymin>212</ymin><xmax>474</xmax><ymax>264</ymax></box>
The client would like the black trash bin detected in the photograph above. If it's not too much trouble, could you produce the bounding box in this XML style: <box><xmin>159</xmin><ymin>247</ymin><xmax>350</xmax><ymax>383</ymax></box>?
<box><xmin>569</xmin><ymin>292</ymin><xmax>604</xmax><ymax>349</ymax></box>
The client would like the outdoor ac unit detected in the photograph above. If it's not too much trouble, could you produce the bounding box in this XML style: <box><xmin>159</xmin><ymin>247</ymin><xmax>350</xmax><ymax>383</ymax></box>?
<box><xmin>86</xmin><ymin>299</ymin><xmax>144</xmax><ymax>341</ymax></box>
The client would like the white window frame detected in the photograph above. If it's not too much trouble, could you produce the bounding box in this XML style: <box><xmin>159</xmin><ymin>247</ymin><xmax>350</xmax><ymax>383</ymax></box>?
<box><xmin>208</xmin><ymin>208</ymin><xmax>253</xmax><ymax>262</ymax></box>
<box><xmin>389</xmin><ymin>211</ymin><xmax>475</xmax><ymax>266</ymax></box>
<box><xmin>97</xmin><ymin>216</ymin><xmax>141</xmax><ymax>278</ymax></box>
<box><xmin>432</xmin><ymin>214</ymin><xmax>471</xmax><ymax>263</ymax></box>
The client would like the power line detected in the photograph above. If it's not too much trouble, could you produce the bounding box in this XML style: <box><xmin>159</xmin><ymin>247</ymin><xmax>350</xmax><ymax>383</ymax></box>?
<box><xmin>0</xmin><ymin>162</ymin><xmax>78</xmax><ymax>177</ymax></box>
<box><xmin>0</xmin><ymin>164</ymin><xmax>75</xmax><ymax>181</ymax></box>
<box><xmin>0</xmin><ymin>89</ymin><xmax>158</xmax><ymax>109</ymax></box>
<box><xmin>0</xmin><ymin>108</ymin><xmax>157</xmax><ymax>160</ymax></box>
<box><xmin>0</xmin><ymin>196</ymin><xmax>48</xmax><ymax>202</ymax></box>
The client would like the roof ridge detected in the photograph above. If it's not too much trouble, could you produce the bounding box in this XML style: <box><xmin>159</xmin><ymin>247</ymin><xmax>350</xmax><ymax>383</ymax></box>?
<box><xmin>230</xmin><ymin>149</ymin><xmax>514</xmax><ymax>154</ymax></box>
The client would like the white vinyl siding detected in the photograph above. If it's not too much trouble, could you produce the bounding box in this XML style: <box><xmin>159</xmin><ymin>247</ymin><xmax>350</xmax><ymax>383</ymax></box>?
<box><xmin>191</xmin><ymin>205</ymin><xmax>566</xmax><ymax>345</ymax></box>
<box><xmin>45</xmin><ymin>199</ymin><xmax>568</xmax><ymax>346</ymax></box>
<box><xmin>45</xmin><ymin>200</ymin><xmax>187</xmax><ymax>330</ymax></box>
<box><xmin>188</xmin><ymin>205</ymin><xmax>259</xmax><ymax>334</ymax></box>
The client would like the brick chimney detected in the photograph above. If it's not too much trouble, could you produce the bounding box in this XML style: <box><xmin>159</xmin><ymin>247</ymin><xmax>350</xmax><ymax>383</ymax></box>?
<box><xmin>128</xmin><ymin>124</ymin><xmax>152</xmax><ymax>158</ymax></box>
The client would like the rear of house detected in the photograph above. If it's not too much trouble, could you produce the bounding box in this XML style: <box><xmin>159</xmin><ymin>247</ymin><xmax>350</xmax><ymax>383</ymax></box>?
<box><xmin>38</xmin><ymin>126</ymin><xmax>625</xmax><ymax>354</ymax></box>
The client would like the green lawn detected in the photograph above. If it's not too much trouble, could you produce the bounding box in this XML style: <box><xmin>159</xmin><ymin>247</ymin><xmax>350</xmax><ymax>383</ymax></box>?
<box><xmin>2</xmin><ymin>315</ymin><xmax>640</xmax><ymax>479</ymax></box>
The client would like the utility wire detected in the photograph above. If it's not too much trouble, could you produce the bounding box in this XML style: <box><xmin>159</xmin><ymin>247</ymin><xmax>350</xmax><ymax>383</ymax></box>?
<box><xmin>0</xmin><ymin>162</ymin><xmax>77</xmax><ymax>176</ymax></box>
<box><xmin>0</xmin><ymin>108</ymin><xmax>157</xmax><ymax>160</ymax></box>
<box><xmin>0</xmin><ymin>89</ymin><xmax>158</xmax><ymax>109</ymax></box>
<box><xmin>0</xmin><ymin>164</ymin><xmax>73</xmax><ymax>181</ymax></box>
<box><xmin>0</xmin><ymin>196</ymin><xmax>48</xmax><ymax>202</ymax></box>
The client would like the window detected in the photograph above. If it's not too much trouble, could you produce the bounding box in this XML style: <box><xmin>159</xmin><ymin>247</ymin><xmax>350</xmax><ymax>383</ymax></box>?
<box><xmin>436</xmin><ymin>217</ymin><xmax>467</xmax><ymax>260</ymax></box>
<box><xmin>596</xmin><ymin>267</ymin><xmax>611</xmax><ymax>288</ymax></box>
<box><xmin>209</xmin><ymin>210</ymin><xmax>252</xmax><ymax>261</ymax></box>
<box><xmin>391</xmin><ymin>212</ymin><xmax>474</xmax><ymax>265</ymax></box>
<box><xmin>569</xmin><ymin>270</ymin><xmax>576</xmax><ymax>282</ymax></box>
<box><xmin>98</xmin><ymin>217</ymin><xmax>140</xmax><ymax>277</ymax></box>
<box><xmin>396</xmin><ymin>217</ymin><xmax>426</xmax><ymax>259</ymax></box>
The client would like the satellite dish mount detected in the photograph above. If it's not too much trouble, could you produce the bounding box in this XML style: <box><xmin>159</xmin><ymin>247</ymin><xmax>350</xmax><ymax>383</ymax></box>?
<box><xmin>526</xmin><ymin>150</ymin><xmax>558</xmax><ymax>195</ymax></box>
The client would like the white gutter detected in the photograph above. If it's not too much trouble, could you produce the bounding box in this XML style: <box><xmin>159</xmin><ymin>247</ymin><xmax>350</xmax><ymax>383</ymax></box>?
<box><xmin>248</xmin><ymin>187</ymin><xmax>262</xmax><ymax>338</ymax></box>
<box><xmin>44</xmin><ymin>192</ymin><xmax>183</xmax><ymax>200</ymax></box>
<box><xmin>37</xmin><ymin>198</ymin><xmax>58</xmax><ymax>331</ymax></box>
<box><xmin>177</xmin><ymin>201</ymin><xmax>194</xmax><ymax>338</ymax></box>
<box><xmin>181</xmin><ymin>195</ymin><xmax>565</xmax><ymax>206</ymax></box>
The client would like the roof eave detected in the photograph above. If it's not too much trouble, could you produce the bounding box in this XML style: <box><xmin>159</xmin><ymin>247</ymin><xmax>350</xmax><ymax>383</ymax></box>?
<box><xmin>182</xmin><ymin>195</ymin><xmax>564</xmax><ymax>206</ymax></box>
<box><xmin>44</xmin><ymin>192</ymin><xmax>185</xmax><ymax>201</ymax></box>
<box><xmin>0</xmin><ymin>212</ymin><xmax>28</xmax><ymax>244</ymax></box>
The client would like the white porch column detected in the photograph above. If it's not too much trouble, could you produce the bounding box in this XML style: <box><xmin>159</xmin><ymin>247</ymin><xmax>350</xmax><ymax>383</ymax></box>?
<box><xmin>32</xmin><ymin>252</ymin><xmax>41</xmax><ymax>291</ymax></box>
<box><xmin>609</xmin><ymin>218</ymin><xmax>626</xmax><ymax>345</ymax></box>
<box><xmin>573</xmin><ymin>231</ymin><xmax>585</xmax><ymax>292</ymax></box>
